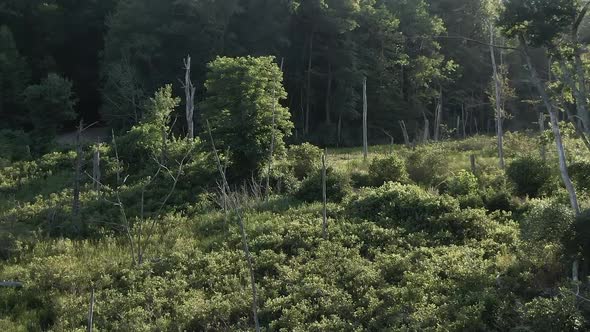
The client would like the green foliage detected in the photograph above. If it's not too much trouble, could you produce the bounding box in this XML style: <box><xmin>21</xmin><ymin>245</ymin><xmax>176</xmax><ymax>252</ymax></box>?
<box><xmin>23</xmin><ymin>73</ymin><xmax>77</xmax><ymax>151</ymax></box>
<box><xmin>0</xmin><ymin>130</ymin><xmax>31</xmax><ymax>164</ymax></box>
<box><xmin>295</xmin><ymin>167</ymin><xmax>351</xmax><ymax>203</ymax></box>
<box><xmin>520</xmin><ymin>199</ymin><xmax>575</xmax><ymax>244</ymax></box>
<box><xmin>0</xmin><ymin>25</ymin><xmax>30</xmax><ymax>128</ymax></box>
<box><xmin>287</xmin><ymin>143</ymin><xmax>323</xmax><ymax>180</ymax></box>
<box><xmin>568</xmin><ymin>160</ymin><xmax>590</xmax><ymax>191</ymax></box>
<box><xmin>520</xmin><ymin>292</ymin><xmax>585</xmax><ymax>331</ymax></box>
<box><xmin>406</xmin><ymin>146</ymin><xmax>452</xmax><ymax>187</ymax></box>
<box><xmin>445</xmin><ymin>170</ymin><xmax>479</xmax><ymax>196</ymax></box>
<box><xmin>201</xmin><ymin>56</ymin><xmax>293</xmax><ymax>177</ymax></box>
<box><xmin>347</xmin><ymin>182</ymin><xmax>459</xmax><ymax>230</ymax></box>
<box><xmin>506</xmin><ymin>155</ymin><xmax>554</xmax><ymax>197</ymax></box>
<box><xmin>368</xmin><ymin>154</ymin><xmax>408</xmax><ymax>186</ymax></box>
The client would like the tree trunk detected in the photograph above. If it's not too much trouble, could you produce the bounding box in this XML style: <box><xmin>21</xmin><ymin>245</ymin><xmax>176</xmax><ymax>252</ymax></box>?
<box><xmin>520</xmin><ymin>34</ymin><xmax>580</xmax><ymax>214</ymax></box>
<box><xmin>337</xmin><ymin>113</ymin><xmax>342</xmax><ymax>148</ymax></box>
<box><xmin>184</xmin><ymin>55</ymin><xmax>196</xmax><ymax>139</ymax></box>
<box><xmin>489</xmin><ymin>23</ymin><xmax>505</xmax><ymax>169</ymax></box>
<box><xmin>325</xmin><ymin>62</ymin><xmax>332</xmax><ymax>124</ymax></box>
<box><xmin>265</xmin><ymin>58</ymin><xmax>284</xmax><ymax>201</ymax></box>
<box><xmin>87</xmin><ymin>288</ymin><xmax>94</xmax><ymax>332</ymax></box>
<box><xmin>73</xmin><ymin>119</ymin><xmax>83</xmax><ymax>222</ymax></box>
<box><xmin>305</xmin><ymin>31</ymin><xmax>314</xmax><ymax>136</ymax></box>
<box><xmin>92</xmin><ymin>145</ymin><xmax>101</xmax><ymax>191</ymax></box>
<box><xmin>322</xmin><ymin>150</ymin><xmax>327</xmax><ymax>239</ymax></box>
<box><xmin>434</xmin><ymin>88</ymin><xmax>443</xmax><ymax>141</ymax></box>
<box><xmin>539</xmin><ymin>110</ymin><xmax>547</xmax><ymax>162</ymax></box>
<box><xmin>363</xmin><ymin>77</ymin><xmax>368</xmax><ymax>160</ymax></box>
<box><xmin>399</xmin><ymin>120</ymin><xmax>410</xmax><ymax>147</ymax></box>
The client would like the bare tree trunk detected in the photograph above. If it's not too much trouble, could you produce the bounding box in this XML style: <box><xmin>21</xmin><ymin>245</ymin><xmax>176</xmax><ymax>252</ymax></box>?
<box><xmin>539</xmin><ymin>111</ymin><xmax>547</xmax><ymax>162</ymax></box>
<box><xmin>184</xmin><ymin>55</ymin><xmax>196</xmax><ymax>139</ymax></box>
<box><xmin>423</xmin><ymin>118</ymin><xmax>430</xmax><ymax>143</ymax></box>
<box><xmin>265</xmin><ymin>58</ymin><xmax>284</xmax><ymax>201</ymax></box>
<box><xmin>363</xmin><ymin>77</ymin><xmax>369</xmax><ymax>160</ymax></box>
<box><xmin>325</xmin><ymin>63</ymin><xmax>332</xmax><ymax>124</ymax></box>
<box><xmin>322</xmin><ymin>150</ymin><xmax>327</xmax><ymax>239</ymax></box>
<box><xmin>305</xmin><ymin>31</ymin><xmax>314</xmax><ymax>136</ymax></box>
<box><xmin>470</xmin><ymin>155</ymin><xmax>477</xmax><ymax>174</ymax></box>
<box><xmin>87</xmin><ymin>288</ymin><xmax>94</xmax><ymax>332</ymax></box>
<box><xmin>489</xmin><ymin>22</ymin><xmax>505</xmax><ymax>169</ymax></box>
<box><xmin>337</xmin><ymin>113</ymin><xmax>342</xmax><ymax>147</ymax></box>
<box><xmin>207</xmin><ymin>120</ymin><xmax>260</xmax><ymax>332</ymax></box>
<box><xmin>520</xmin><ymin>34</ymin><xmax>580</xmax><ymax>215</ymax></box>
<box><xmin>73</xmin><ymin>119</ymin><xmax>83</xmax><ymax>222</ymax></box>
<box><xmin>462</xmin><ymin>103</ymin><xmax>467</xmax><ymax>138</ymax></box>
<box><xmin>434</xmin><ymin>88</ymin><xmax>443</xmax><ymax>141</ymax></box>
<box><xmin>399</xmin><ymin>120</ymin><xmax>410</xmax><ymax>147</ymax></box>
<box><xmin>0</xmin><ymin>281</ymin><xmax>23</xmax><ymax>288</ymax></box>
<box><xmin>92</xmin><ymin>145</ymin><xmax>101</xmax><ymax>191</ymax></box>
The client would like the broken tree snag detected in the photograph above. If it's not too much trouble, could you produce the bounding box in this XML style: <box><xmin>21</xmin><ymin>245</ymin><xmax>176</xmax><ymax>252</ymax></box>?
<box><xmin>399</xmin><ymin>120</ymin><xmax>410</xmax><ymax>147</ymax></box>
<box><xmin>489</xmin><ymin>22</ymin><xmax>505</xmax><ymax>169</ymax></box>
<box><xmin>363</xmin><ymin>77</ymin><xmax>368</xmax><ymax>160</ymax></box>
<box><xmin>434</xmin><ymin>88</ymin><xmax>443</xmax><ymax>141</ymax></box>
<box><xmin>88</xmin><ymin>288</ymin><xmax>95</xmax><ymax>332</ymax></box>
<box><xmin>73</xmin><ymin>119</ymin><xmax>83</xmax><ymax>221</ymax></box>
<box><xmin>265</xmin><ymin>58</ymin><xmax>284</xmax><ymax>202</ymax></box>
<box><xmin>92</xmin><ymin>144</ymin><xmax>101</xmax><ymax>191</ymax></box>
<box><xmin>184</xmin><ymin>55</ymin><xmax>196</xmax><ymax>139</ymax></box>
<box><xmin>470</xmin><ymin>155</ymin><xmax>476</xmax><ymax>174</ymax></box>
<box><xmin>322</xmin><ymin>149</ymin><xmax>328</xmax><ymax>239</ymax></box>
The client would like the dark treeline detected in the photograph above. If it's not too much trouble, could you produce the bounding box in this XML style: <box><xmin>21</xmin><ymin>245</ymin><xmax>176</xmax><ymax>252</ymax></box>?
<box><xmin>0</xmin><ymin>0</ymin><xmax>584</xmax><ymax>148</ymax></box>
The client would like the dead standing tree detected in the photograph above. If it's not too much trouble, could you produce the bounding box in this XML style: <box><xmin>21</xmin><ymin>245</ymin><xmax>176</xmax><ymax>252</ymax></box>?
<box><xmin>183</xmin><ymin>55</ymin><xmax>196</xmax><ymax>139</ymax></box>
<box><xmin>489</xmin><ymin>22</ymin><xmax>505</xmax><ymax>169</ymax></box>
<box><xmin>322</xmin><ymin>149</ymin><xmax>328</xmax><ymax>239</ymax></box>
<box><xmin>207</xmin><ymin>120</ymin><xmax>261</xmax><ymax>332</ymax></box>
<box><xmin>265</xmin><ymin>58</ymin><xmax>284</xmax><ymax>201</ymax></box>
<box><xmin>362</xmin><ymin>77</ymin><xmax>368</xmax><ymax>160</ymax></box>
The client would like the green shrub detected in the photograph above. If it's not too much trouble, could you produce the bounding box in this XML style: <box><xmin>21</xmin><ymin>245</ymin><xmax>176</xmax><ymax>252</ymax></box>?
<box><xmin>287</xmin><ymin>143</ymin><xmax>322</xmax><ymax>180</ymax></box>
<box><xmin>295</xmin><ymin>167</ymin><xmax>351</xmax><ymax>203</ymax></box>
<box><xmin>483</xmin><ymin>188</ymin><xmax>516</xmax><ymax>212</ymax></box>
<box><xmin>347</xmin><ymin>182</ymin><xmax>459</xmax><ymax>230</ymax></box>
<box><xmin>520</xmin><ymin>293</ymin><xmax>585</xmax><ymax>331</ymax></box>
<box><xmin>506</xmin><ymin>156</ymin><xmax>553</xmax><ymax>197</ymax></box>
<box><xmin>445</xmin><ymin>170</ymin><xmax>478</xmax><ymax>196</ymax></box>
<box><xmin>568</xmin><ymin>160</ymin><xmax>590</xmax><ymax>191</ymax></box>
<box><xmin>521</xmin><ymin>200</ymin><xmax>574</xmax><ymax>244</ymax></box>
<box><xmin>406</xmin><ymin>146</ymin><xmax>452</xmax><ymax>187</ymax></box>
<box><xmin>368</xmin><ymin>155</ymin><xmax>408</xmax><ymax>186</ymax></box>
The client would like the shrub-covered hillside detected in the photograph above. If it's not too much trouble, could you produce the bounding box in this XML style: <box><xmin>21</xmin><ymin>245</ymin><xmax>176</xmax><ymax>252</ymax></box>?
<box><xmin>2</xmin><ymin>126</ymin><xmax>590</xmax><ymax>331</ymax></box>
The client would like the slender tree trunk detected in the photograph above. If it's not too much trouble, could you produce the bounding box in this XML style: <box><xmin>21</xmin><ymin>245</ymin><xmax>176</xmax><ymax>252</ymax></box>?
<box><xmin>73</xmin><ymin>119</ymin><xmax>83</xmax><ymax>222</ymax></box>
<box><xmin>362</xmin><ymin>77</ymin><xmax>368</xmax><ymax>160</ymax></box>
<box><xmin>539</xmin><ymin>110</ymin><xmax>547</xmax><ymax>162</ymax></box>
<box><xmin>92</xmin><ymin>145</ymin><xmax>101</xmax><ymax>191</ymax></box>
<box><xmin>325</xmin><ymin>63</ymin><xmax>332</xmax><ymax>124</ymax></box>
<box><xmin>265</xmin><ymin>58</ymin><xmax>284</xmax><ymax>201</ymax></box>
<box><xmin>184</xmin><ymin>55</ymin><xmax>196</xmax><ymax>139</ymax></box>
<box><xmin>399</xmin><ymin>120</ymin><xmax>410</xmax><ymax>147</ymax></box>
<box><xmin>305</xmin><ymin>31</ymin><xmax>314</xmax><ymax>136</ymax></box>
<box><xmin>87</xmin><ymin>288</ymin><xmax>94</xmax><ymax>332</ymax></box>
<box><xmin>489</xmin><ymin>22</ymin><xmax>505</xmax><ymax>169</ymax></box>
<box><xmin>337</xmin><ymin>113</ymin><xmax>342</xmax><ymax>148</ymax></box>
<box><xmin>520</xmin><ymin>34</ymin><xmax>580</xmax><ymax>214</ymax></box>
<box><xmin>322</xmin><ymin>150</ymin><xmax>327</xmax><ymax>239</ymax></box>
<box><xmin>434</xmin><ymin>88</ymin><xmax>443</xmax><ymax>141</ymax></box>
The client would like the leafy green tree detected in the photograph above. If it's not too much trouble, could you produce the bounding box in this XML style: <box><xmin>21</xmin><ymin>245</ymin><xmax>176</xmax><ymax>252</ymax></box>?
<box><xmin>0</xmin><ymin>25</ymin><xmax>30</xmax><ymax>128</ymax></box>
<box><xmin>23</xmin><ymin>73</ymin><xmax>77</xmax><ymax>147</ymax></box>
<box><xmin>201</xmin><ymin>56</ymin><xmax>293</xmax><ymax>176</ymax></box>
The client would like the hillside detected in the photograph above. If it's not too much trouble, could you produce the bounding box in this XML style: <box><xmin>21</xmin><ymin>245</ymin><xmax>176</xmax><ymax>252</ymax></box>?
<box><xmin>2</xmin><ymin>132</ymin><xmax>590</xmax><ymax>331</ymax></box>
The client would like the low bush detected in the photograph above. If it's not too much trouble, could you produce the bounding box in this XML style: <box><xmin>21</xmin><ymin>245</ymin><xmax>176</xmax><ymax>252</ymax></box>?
<box><xmin>506</xmin><ymin>156</ymin><xmax>553</xmax><ymax>197</ymax></box>
<box><xmin>368</xmin><ymin>155</ymin><xmax>408</xmax><ymax>186</ymax></box>
<box><xmin>568</xmin><ymin>160</ymin><xmax>590</xmax><ymax>191</ymax></box>
<box><xmin>295</xmin><ymin>167</ymin><xmax>351</xmax><ymax>203</ymax></box>
<box><xmin>445</xmin><ymin>170</ymin><xmax>478</xmax><ymax>196</ymax></box>
<box><xmin>406</xmin><ymin>146</ymin><xmax>452</xmax><ymax>187</ymax></box>
<box><xmin>286</xmin><ymin>143</ymin><xmax>323</xmax><ymax>180</ymax></box>
<box><xmin>346</xmin><ymin>182</ymin><xmax>459</xmax><ymax>230</ymax></box>
<box><xmin>520</xmin><ymin>200</ymin><xmax>575</xmax><ymax>244</ymax></box>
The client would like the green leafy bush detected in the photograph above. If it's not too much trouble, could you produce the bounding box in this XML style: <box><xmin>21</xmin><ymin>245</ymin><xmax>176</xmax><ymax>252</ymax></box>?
<box><xmin>521</xmin><ymin>200</ymin><xmax>574</xmax><ymax>244</ymax></box>
<box><xmin>295</xmin><ymin>167</ymin><xmax>351</xmax><ymax>203</ymax></box>
<box><xmin>287</xmin><ymin>143</ymin><xmax>322</xmax><ymax>180</ymax></box>
<box><xmin>368</xmin><ymin>155</ymin><xmax>408</xmax><ymax>186</ymax></box>
<box><xmin>568</xmin><ymin>160</ymin><xmax>590</xmax><ymax>191</ymax></box>
<box><xmin>445</xmin><ymin>170</ymin><xmax>478</xmax><ymax>196</ymax></box>
<box><xmin>347</xmin><ymin>182</ymin><xmax>459</xmax><ymax>230</ymax></box>
<box><xmin>520</xmin><ymin>293</ymin><xmax>585</xmax><ymax>331</ymax></box>
<box><xmin>506</xmin><ymin>155</ymin><xmax>553</xmax><ymax>197</ymax></box>
<box><xmin>406</xmin><ymin>146</ymin><xmax>452</xmax><ymax>187</ymax></box>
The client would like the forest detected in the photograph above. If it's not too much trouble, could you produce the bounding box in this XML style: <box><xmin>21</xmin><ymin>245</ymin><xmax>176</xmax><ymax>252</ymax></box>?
<box><xmin>3</xmin><ymin>0</ymin><xmax>590</xmax><ymax>330</ymax></box>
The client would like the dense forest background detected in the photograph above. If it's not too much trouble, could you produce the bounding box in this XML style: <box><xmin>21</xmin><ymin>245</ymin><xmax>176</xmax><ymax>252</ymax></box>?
<box><xmin>2</xmin><ymin>0</ymin><xmax>577</xmax><ymax>150</ymax></box>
